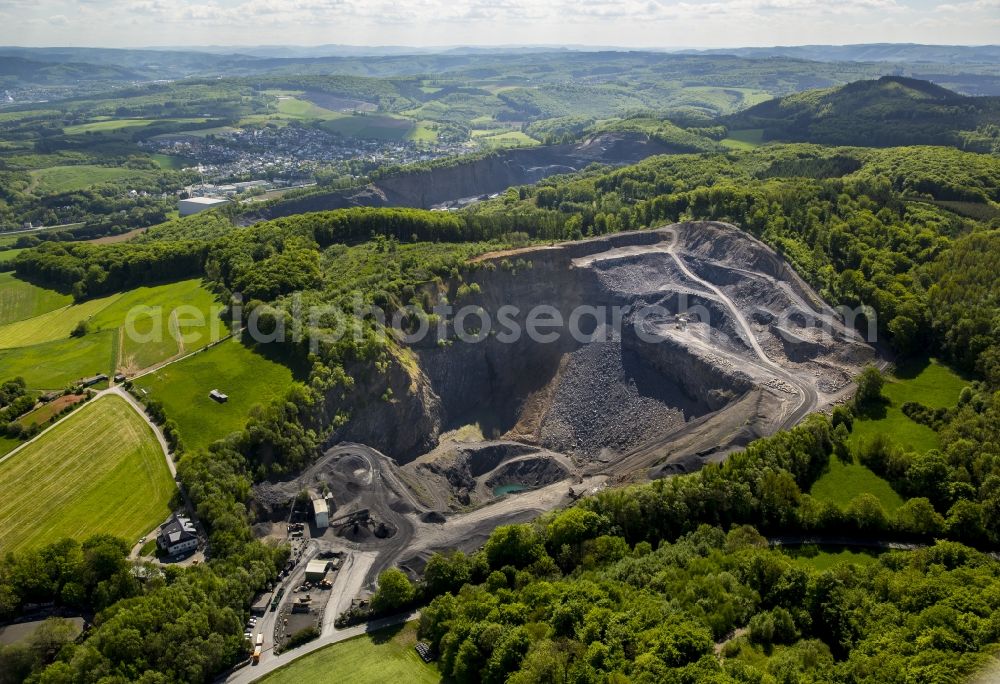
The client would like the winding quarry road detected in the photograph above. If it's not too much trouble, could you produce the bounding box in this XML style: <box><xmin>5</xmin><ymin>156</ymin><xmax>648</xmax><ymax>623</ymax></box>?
<box><xmin>664</xmin><ymin>237</ymin><xmax>818</xmax><ymax>431</ymax></box>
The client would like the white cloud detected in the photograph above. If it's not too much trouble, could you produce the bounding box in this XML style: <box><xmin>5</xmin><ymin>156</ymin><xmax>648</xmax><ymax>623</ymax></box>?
<box><xmin>2</xmin><ymin>0</ymin><xmax>997</xmax><ymax>47</ymax></box>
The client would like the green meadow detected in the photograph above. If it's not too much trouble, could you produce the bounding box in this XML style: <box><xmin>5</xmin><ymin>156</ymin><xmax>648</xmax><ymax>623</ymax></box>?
<box><xmin>784</xmin><ymin>545</ymin><xmax>883</xmax><ymax>571</ymax></box>
<box><xmin>0</xmin><ymin>294</ymin><xmax>121</xmax><ymax>349</ymax></box>
<box><xmin>132</xmin><ymin>338</ymin><xmax>297</xmax><ymax>452</ymax></box>
<box><xmin>810</xmin><ymin>454</ymin><xmax>905</xmax><ymax>513</ymax></box>
<box><xmin>721</xmin><ymin>128</ymin><xmax>765</xmax><ymax>150</ymax></box>
<box><xmin>0</xmin><ymin>395</ymin><xmax>174</xmax><ymax>555</ymax></box>
<box><xmin>0</xmin><ymin>278</ymin><xmax>224</xmax><ymax>388</ymax></box>
<box><xmin>849</xmin><ymin>358</ymin><xmax>968</xmax><ymax>455</ymax></box>
<box><xmin>260</xmin><ymin>622</ymin><xmax>439</xmax><ymax>684</ymax></box>
<box><xmin>28</xmin><ymin>165</ymin><xmax>155</xmax><ymax>193</ymax></box>
<box><xmin>0</xmin><ymin>273</ymin><xmax>74</xmax><ymax>326</ymax></box>
<box><xmin>0</xmin><ymin>330</ymin><xmax>116</xmax><ymax>390</ymax></box>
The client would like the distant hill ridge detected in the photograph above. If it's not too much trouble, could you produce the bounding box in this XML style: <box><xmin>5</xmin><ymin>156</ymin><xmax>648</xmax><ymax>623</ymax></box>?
<box><xmin>724</xmin><ymin>76</ymin><xmax>1000</xmax><ymax>152</ymax></box>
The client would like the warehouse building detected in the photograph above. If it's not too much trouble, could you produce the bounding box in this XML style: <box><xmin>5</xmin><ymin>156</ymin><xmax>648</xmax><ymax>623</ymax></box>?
<box><xmin>312</xmin><ymin>498</ymin><xmax>329</xmax><ymax>528</ymax></box>
<box><xmin>178</xmin><ymin>196</ymin><xmax>230</xmax><ymax>216</ymax></box>
<box><xmin>305</xmin><ymin>559</ymin><xmax>331</xmax><ymax>582</ymax></box>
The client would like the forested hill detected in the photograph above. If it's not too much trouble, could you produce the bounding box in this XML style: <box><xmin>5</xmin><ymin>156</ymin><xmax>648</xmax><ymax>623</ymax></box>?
<box><xmin>724</xmin><ymin>76</ymin><xmax>1000</xmax><ymax>152</ymax></box>
<box><xmin>0</xmin><ymin>56</ymin><xmax>143</xmax><ymax>86</ymax></box>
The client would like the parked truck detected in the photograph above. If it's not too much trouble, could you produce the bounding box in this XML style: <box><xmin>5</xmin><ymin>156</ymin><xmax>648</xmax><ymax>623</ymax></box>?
<box><xmin>271</xmin><ymin>586</ymin><xmax>285</xmax><ymax>611</ymax></box>
<box><xmin>252</xmin><ymin>633</ymin><xmax>264</xmax><ymax>664</ymax></box>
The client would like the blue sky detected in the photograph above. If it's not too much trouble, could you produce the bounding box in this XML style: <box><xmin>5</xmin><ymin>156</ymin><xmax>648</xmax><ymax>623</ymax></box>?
<box><xmin>3</xmin><ymin>0</ymin><xmax>998</xmax><ymax>48</ymax></box>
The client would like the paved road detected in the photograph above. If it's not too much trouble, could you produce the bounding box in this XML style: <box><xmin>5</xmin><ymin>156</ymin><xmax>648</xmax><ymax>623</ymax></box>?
<box><xmin>0</xmin><ymin>221</ymin><xmax>84</xmax><ymax>236</ymax></box>
<box><xmin>222</xmin><ymin>611</ymin><xmax>418</xmax><ymax>683</ymax></box>
<box><xmin>768</xmin><ymin>535</ymin><xmax>926</xmax><ymax>551</ymax></box>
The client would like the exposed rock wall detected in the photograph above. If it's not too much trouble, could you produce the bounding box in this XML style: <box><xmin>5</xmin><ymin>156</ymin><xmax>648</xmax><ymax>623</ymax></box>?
<box><xmin>624</xmin><ymin>327</ymin><xmax>755</xmax><ymax>411</ymax></box>
<box><xmin>257</xmin><ymin>133</ymin><xmax>679</xmax><ymax>219</ymax></box>
<box><xmin>321</xmin><ymin>222</ymin><xmax>876</xmax><ymax>469</ymax></box>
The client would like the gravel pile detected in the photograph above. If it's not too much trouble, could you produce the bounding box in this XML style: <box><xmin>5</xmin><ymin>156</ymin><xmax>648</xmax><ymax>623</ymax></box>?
<box><xmin>539</xmin><ymin>332</ymin><xmax>695</xmax><ymax>459</ymax></box>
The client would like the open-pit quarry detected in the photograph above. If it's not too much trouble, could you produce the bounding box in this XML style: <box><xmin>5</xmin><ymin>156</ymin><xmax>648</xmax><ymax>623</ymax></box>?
<box><xmin>253</xmin><ymin>221</ymin><xmax>878</xmax><ymax>588</ymax></box>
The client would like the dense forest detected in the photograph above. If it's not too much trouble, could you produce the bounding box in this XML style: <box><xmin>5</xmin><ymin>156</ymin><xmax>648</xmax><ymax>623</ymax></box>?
<box><xmin>413</xmin><ymin>525</ymin><xmax>1000</xmax><ymax>683</ymax></box>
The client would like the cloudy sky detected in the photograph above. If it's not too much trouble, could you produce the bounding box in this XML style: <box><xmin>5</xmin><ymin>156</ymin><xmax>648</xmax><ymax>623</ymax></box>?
<box><xmin>4</xmin><ymin>0</ymin><xmax>999</xmax><ymax>48</ymax></box>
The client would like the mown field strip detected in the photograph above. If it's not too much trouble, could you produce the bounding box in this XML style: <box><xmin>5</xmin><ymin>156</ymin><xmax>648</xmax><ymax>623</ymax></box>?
<box><xmin>0</xmin><ymin>293</ymin><xmax>122</xmax><ymax>348</ymax></box>
<box><xmin>0</xmin><ymin>273</ymin><xmax>73</xmax><ymax>326</ymax></box>
<box><xmin>0</xmin><ymin>394</ymin><xmax>175</xmax><ymax>555</ymax></box>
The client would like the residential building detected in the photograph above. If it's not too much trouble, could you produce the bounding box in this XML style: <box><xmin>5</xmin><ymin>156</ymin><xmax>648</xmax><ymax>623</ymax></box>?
<box><xmin>156</xmin><ymin>514</ymin><xmax>198</xmax><ymax>557</ymax></box>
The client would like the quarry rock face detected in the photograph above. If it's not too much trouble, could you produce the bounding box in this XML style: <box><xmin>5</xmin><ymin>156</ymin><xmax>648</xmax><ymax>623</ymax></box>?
<box><xmin>327</xmin><ymin>351</ymin><xmax>442</xmax><ymax>460</ymax></box>
<box><xmin>327</xmin><ymin>221</ymin><xmax>876</xmax><ymax>476</ymax></box>
<box><xmin>255</xmin><ymin>133</ymin><xmax>681</xmax><ymax>219</ymax></box>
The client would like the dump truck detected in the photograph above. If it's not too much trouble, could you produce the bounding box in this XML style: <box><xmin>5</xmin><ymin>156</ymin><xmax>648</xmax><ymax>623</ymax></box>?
<box><xmin>251</xmin><ymin>633</ymin><xmax>264</xmax><ymax>664</ymax></box>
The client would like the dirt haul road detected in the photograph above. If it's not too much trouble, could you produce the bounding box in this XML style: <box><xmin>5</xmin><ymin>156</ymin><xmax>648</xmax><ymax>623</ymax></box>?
<box><xmin>663</xmin><ymin>233</ymin><xmax>819</xmax><ymax>432</ymax></box>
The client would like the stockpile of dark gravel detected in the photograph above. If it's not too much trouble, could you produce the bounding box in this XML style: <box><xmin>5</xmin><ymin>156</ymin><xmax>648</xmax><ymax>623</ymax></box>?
<box><xmin>539</xmin><ymin>332</ymin><xmax>699</xmax><ymax>459</ymax></box>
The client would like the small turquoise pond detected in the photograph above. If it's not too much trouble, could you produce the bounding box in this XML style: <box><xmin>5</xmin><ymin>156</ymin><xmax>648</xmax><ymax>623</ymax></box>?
<box><xmin>493</xmin><ymin>483</ymin><xmax>530</xmax><ymax>496</ymax></box>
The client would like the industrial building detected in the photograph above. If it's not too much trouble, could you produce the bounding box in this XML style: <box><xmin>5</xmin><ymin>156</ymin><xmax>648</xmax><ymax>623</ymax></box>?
<box><xmin>305</xmin><ymin>559</ymin><xmax>331</xmax><ymax>582</ymax></box>
<box><xmin>250</xmin><ymin>592</ymin><xmax>272</xmax><ymax>616</ymax></box>
<box><xmin>312</xmin><ymin>498</ymin><xmax>329</xmax><ymax>528</ymax></box>
<box><xmin>178</xmin><ymin>196</ymin><xmax>230</xmax><ymax>216</ymax></box>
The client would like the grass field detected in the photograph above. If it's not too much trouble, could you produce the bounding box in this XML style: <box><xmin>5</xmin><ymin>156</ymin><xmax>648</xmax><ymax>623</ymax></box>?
<box><xmin>722</xmin><ymin>128</ymin><xmax>765</xmax><ymax>149</ymax></box>
<box><xmin>0</xmin><ymin>394</ymin><xmax>174</xmax><ymax>555</ymax></box>
<box><xmin>0</xmin><ymin>295</ymin><xmax>121</xmax><ymax>349</ymax></box>
<box><xmin>149</xmin><ymin>153</ymin><xmax>193</xmax><ymax>170</ymax></box>
<box><xmin>472</xmin><ymin>129</ymin><xmax>539</xmax><ymax>148</ymax></box>
<box><xmin>408</xmin><ymin>121</ymin><xmax>439</xmax><ymax>143</ymax></box>
<box><xmin>784</xmin><ymin>546</ymin><xmax>882</xmax><ymax>571</ymax></box>
<box><xmin>62</xmin><ymin>117</ymin><xmax>208</xmax><ymax>135</ymax></box>
<box><xmin>28</xmin><ymin>165</ymin><xmax>155</xmax><ymax>193</ymax></box>
<box><xmin>87</xmin><ymin>279</ymin><xmax>227</xmax><ymax>372</ymax></box>
<box><xmin>721</xmin><ymin>128</ymin><xmax>765</xmax><ymax>150</ymax></box>
<box><xmin>260</xmin><ymin>622</ymin><xmax>439</xmax><ymax>684</ymax></box>
<box><xmin>132</xmin><ymin>338</ymin><xmax>297</xmax><ymax>452</ymax></box>
<box><xmin>0</xmin><ymin>436</ymin><xmax>19</xmax><ymax>459</ymax></box>
<box><xmin>0</xmin><ymin>279</ymin><xmax>224</xmax><ymax>388</ymax></box>
<box><xmin>273</xmin><ymin>94</ymin><xmax>341</xmax><ymax>120</ymax></box>
<box><xmin>0</xmin><ymin>330</ymin><xmax>115</xmax><ymax>390</ymax></box>
<box><xmin>0</xmin><ymin>248</ymin><xmax>24</xmax><ymax>264</ymax></box>
<box><xmin>849</xmin><ymin>358</ymin><xmax>967</xmax><ymax>455</ymax></box>
<box><xmin>810</xmin><ymin>454</ymin><xmax>904</xmax><ymax>513</ymax></box>
<box><xmin>0</xmin><ymin>273</ymin><xmax>73</xmax><ymax>326</ymax></box>
<box><xmin>0</xmin><ymin>293</ymin><xmax>122</xmax><ymax>348</ymax></box>
<box><xmin>153</xmin><ymin>126</ymin><xmax>238</xmax><ymax>139</ymax></box>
